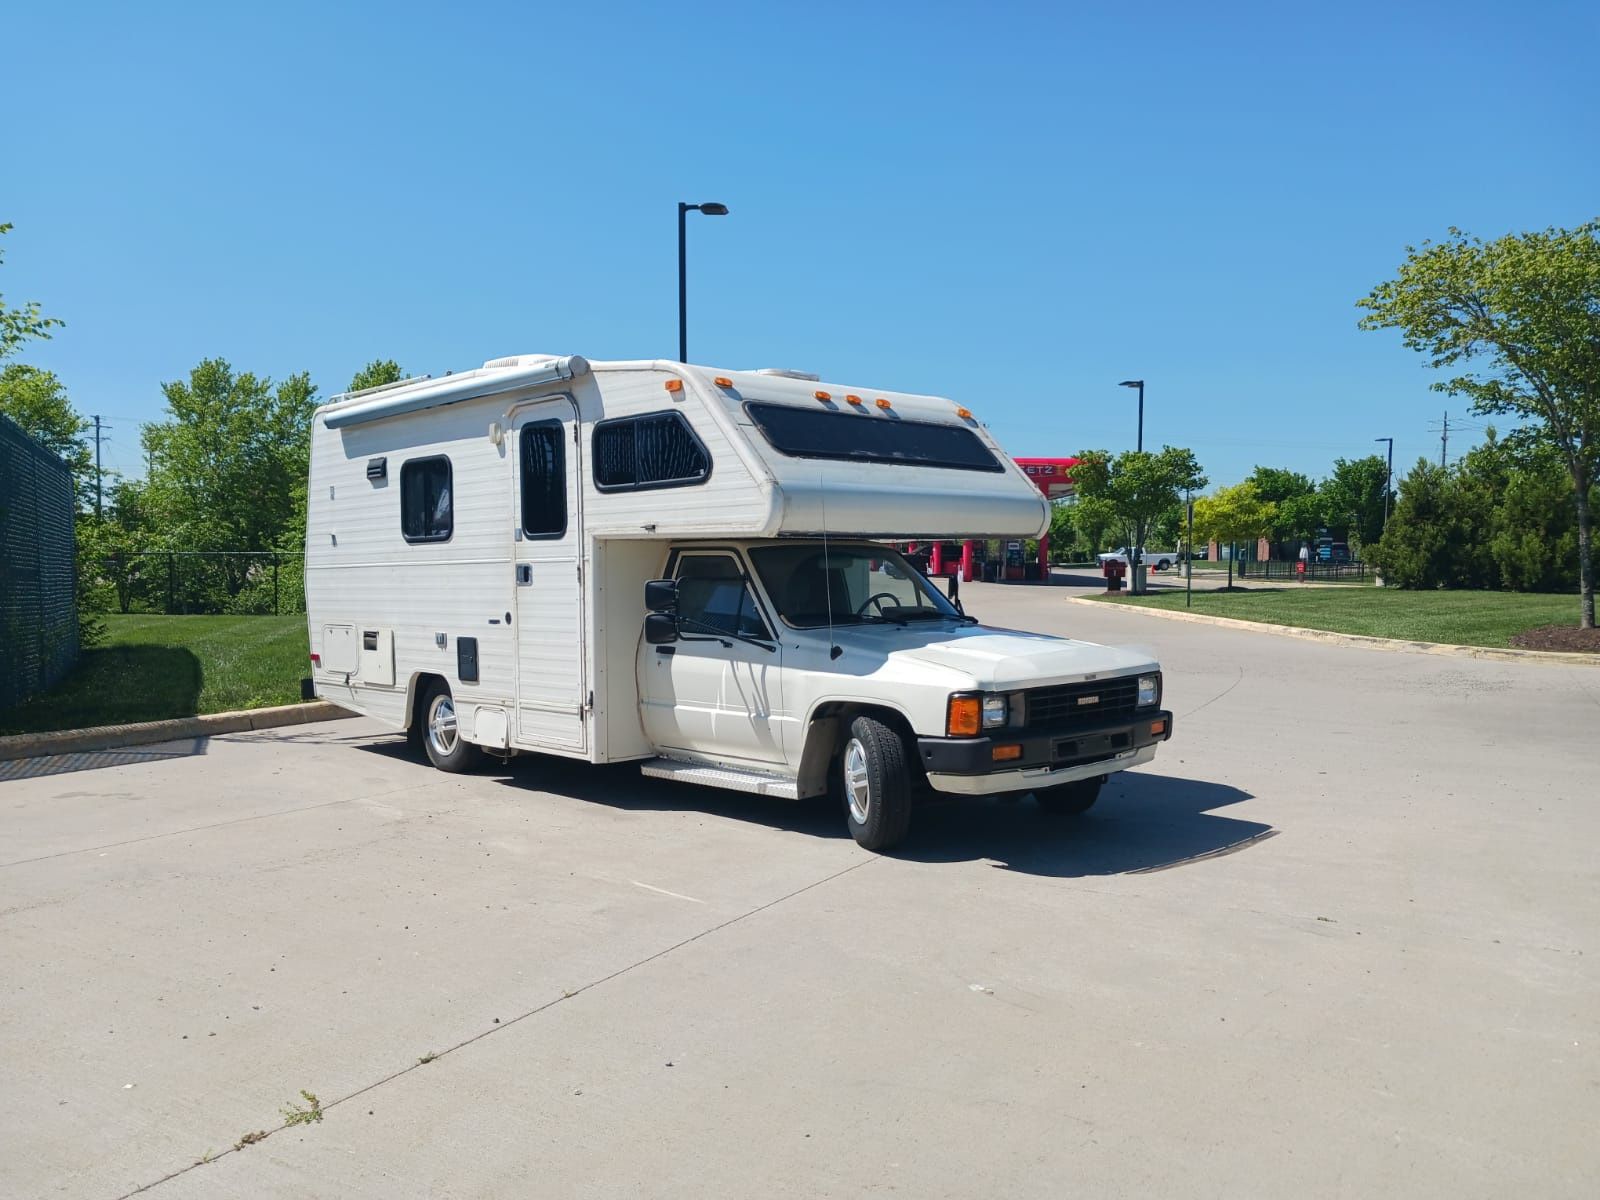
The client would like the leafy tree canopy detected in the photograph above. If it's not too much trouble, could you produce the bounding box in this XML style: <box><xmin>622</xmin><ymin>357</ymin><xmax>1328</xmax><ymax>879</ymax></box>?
<box><xmin>1359</xmin><ymin>219</ymin><xmax>1600</xmax><ymax>627</ymax></box>
<box><xmin>0</xmin><ymin>363</ymin><xmax>90</xmax><ymax>478</ymax></box>
<box><xmin>1320</xmin><ymin>454</ymin><xmax>1392</xmax><ymax>550</ymax></box>
<box><xmin>1193</xmin><ymin>482</ymin><xmax>1276</xmax><ymax>547</ymax></box>
<box><xmin>1072</xmin><ymin>446</ymin><xmax>1207</xmax><ymax>591</ymax></box>
<box><xmin>348</xmin><ymin>359</ymin><xmax>405</xmax><ymax>393</ymax></box>
<box><xmin>0</xmin><ymin>223</ymin><xmax>63</xmax><ymax>361</ymax></box>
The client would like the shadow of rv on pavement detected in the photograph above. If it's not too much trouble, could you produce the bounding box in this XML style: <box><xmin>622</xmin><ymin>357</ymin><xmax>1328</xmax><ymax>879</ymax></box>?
<box><xmin>356</xmin><ymin>738</ymin><xmax>1271</xmax><ymax>881</ymax></box>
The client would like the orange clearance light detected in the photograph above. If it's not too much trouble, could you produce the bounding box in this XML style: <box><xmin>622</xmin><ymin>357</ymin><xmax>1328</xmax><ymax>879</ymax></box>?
<box><xmin>946</xmin><ymin>696</ymin><xmax>982</xmax><ymax>737</ymax></box>
<box><xmin>1150</xmin><ymin>719</ymin><xmax>1167</xmax><ymax>736</ymax></box>
<box><xmin>664</xmin><ymin>379</ymin><xmax>683</xmax><ymax>394</ymax></box>
<box><xmin>846</xmin><ymin>395</ymin><xmax>864</xmax><ymax>406</ymax></box>
<box><xmin>875</xmin><ymin>397</ymin><xmax>892</xmax><ymax>409</ymax></box>
<box><xmin>991</xmin><ymin>744</ymin><xmax>1023</xmax><ymax>762</ymax></box>
<box><xmin>814</xmin><ymin>390</ymin><xmax>832</xmax><ymax>402</ymax></box>
<box><xmin>956</xmin><ymin>406</ymin><xmax>973</xmax><ymax>419</ymax></box>
<box><xmin>713</xmin><ymin>376</ymin><xmax>733</xmax><ymax>388</ymax></box>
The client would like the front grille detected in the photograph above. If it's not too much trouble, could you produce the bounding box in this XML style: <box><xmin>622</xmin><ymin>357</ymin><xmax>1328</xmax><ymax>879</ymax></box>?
<box><xmin>1024</xmin><ymin>676</ymin><xmax>1140</xmax><ymax>730</ymax></box>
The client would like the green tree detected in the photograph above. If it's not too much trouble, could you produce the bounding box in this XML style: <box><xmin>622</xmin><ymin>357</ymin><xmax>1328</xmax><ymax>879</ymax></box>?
<box><xmin>1071</xmin><ymin>447</ymin><xmax>1207</xmax><ymax>593</ymax></box>
<box><xmin>0</xmin><ymin>223</ymin><xmax>63</xmax><ymax>361</ymax></box>
<box><xmin>140</xmin><ymin>359</ymin><xmax>317</xmax><ymax>597</ymax></box>
<box><xmin>1368</xmin><ymin>459</ymin><xmax>1494</xmax><ymax>589</ymax></box>
<box><xmin>1247</xmin><ymin>466</ymin><xmax>1318</xmax><ymax>545</ymax></box>
<box><xmin>349</xmin><ymin>359</ymin><xmax>405</xmax><ymax>393</ymax></box>
<box><xmin>1358</xmin><ymin>220</ymin><xmax>1600</xmax><ymax>628</ymax></box>
<box><xmin>1192</xmin><ymin>482</ymin><xmax>1276</xmax><ymax>589</ymax></box>
<box><xmin>1072</xmin><ymin>496</ymin><xmax>1116</xmax><ymax>557</ymax></box>
<box><xmin>0</xmin><ymin>363</ymin><xmax>90</xmax><ymax>480</ymax></box>
<box><xmin>1320</xmin><ymin>454</ymin><xmax>1392</xmax><ymax>553</ymax></box>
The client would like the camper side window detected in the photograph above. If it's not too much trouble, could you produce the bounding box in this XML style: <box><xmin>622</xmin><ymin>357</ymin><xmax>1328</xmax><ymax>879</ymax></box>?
<box><xmin>520</xmin><ymin>421</ymin><xmax>566</xmax><ymax>538</ymax></box>
<box><xmin>400</xmin><ymin>456</ymin><xmax>453</xmax><ymax>543</ymax></box>
<box><xmin>592</xmin><ymin>412</ymin><xmax>711</xmax><ymax>492</ymax></box>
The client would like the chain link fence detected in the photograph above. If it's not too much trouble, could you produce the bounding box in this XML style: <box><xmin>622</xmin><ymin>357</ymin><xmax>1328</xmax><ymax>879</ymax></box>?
<box><xmin>0</xmin><ymin>414</ymin><xmax>79</xmax><ymax>708</ymax></box>
<box><xmin>93</xmin><ymin>550</ymin><xmax>305</xmax><ymax>615</ymax></box>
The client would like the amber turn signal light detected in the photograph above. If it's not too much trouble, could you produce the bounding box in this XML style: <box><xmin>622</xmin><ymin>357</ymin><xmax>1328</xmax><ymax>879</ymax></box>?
<box><xmin>946</xmin><ymin>696</ymin><xmax>982</xmax><ymax>737</ymax></box>
<box><xmin>991</xmin><ymin>744</ymin><xmax>1022</xmax><ymax>762</ymax></box>
<box><xmin>1150</xmin><ymin>720</ymin><xmax>1166</xmax><ymax>736</ymax></box>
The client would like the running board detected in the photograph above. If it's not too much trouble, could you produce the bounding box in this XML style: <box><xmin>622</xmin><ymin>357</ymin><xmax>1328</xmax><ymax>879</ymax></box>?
<box><xmin>639</xmin><ymin>758</ymin><xmax>799</xmax><ymax>800</ymax></box>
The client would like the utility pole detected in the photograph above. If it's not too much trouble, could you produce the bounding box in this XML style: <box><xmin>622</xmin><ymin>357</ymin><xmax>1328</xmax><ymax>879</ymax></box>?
<box><xmin>1440</xmin><ymin>410</ymin><xmax>1449</xmax><ymax>468</ymax></box>
<box><xmin>93</xmin><ymin>414</ymin><xmax>105</xmax><ymax>519</ymax></box>
<box><xmin>1375</xmin><ymin>437</ymin><xmax>1393</xmax><ymax>531</ymax></box>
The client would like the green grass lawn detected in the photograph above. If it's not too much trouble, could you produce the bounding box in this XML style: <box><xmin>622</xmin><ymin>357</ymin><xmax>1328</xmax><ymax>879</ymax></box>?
<box><xmin>1096</xmin><ymin>586</ymin><xmax>1582</xmax><ymax>648</ymax></box>
<box><xmin>0</xmin><ymin>614</ymin><xmax>308</xmax><ymax>735</ymax></box>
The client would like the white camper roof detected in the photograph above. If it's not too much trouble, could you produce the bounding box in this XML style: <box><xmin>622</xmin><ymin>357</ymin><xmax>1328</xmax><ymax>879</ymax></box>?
<box><xmin>314</xmin><ymin>355</ymin><xmax>1050</xmax><ymax>541</ymax></box>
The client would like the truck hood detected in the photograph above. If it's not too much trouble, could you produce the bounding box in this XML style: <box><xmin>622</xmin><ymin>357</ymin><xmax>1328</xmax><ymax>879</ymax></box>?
<box><xmin>828</xmin><ymin>622</ymin><xmax>1157</xmax><ymax>690</ymax></box>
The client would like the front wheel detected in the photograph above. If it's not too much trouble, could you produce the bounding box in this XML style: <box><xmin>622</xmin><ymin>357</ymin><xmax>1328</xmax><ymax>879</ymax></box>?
<box><xmin>421</xmin><ymin>679</ymin><xmax>484</xmax><ymax>773</ymax></box>
<box><xmin>840</xmin><ymin>716</ymin><xmax>914</xmax><ymax>851</ymax></box>
<box><xmin>1035</xmin><ymin>777</ymin><xmax>1103</xmax><ymax>816</ymax></box>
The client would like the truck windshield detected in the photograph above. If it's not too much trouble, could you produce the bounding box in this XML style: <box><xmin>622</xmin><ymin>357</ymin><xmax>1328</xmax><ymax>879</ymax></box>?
<box><xmin>749</xmin><ymin>545</ymin><xmax>961</xmax><ymax>628</ymax></box>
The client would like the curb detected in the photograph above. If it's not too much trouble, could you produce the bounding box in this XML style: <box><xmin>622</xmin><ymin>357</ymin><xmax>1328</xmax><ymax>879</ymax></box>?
<box><xmin>0</xmin><ymin>702</ymin><xmax>357</xmax><ymax>762</ymax></box>
<box><xmin>1065</xmin><ymin>596</ymin><xmax>1600</xmax><ymax>667</ymax></box>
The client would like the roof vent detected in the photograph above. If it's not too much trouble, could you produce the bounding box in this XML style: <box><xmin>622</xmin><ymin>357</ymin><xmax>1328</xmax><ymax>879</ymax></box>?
<box><xmin>753</xmin><ymin>368</ymin><xmax>821</xmax><ymax>381</ymax></box>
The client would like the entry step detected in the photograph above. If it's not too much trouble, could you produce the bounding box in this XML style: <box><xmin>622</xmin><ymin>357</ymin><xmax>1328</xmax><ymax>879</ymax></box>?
<box><xmin>639</xmin><ymin>758</ymin><xmax>799</xmax><ymax>800</ymax></box>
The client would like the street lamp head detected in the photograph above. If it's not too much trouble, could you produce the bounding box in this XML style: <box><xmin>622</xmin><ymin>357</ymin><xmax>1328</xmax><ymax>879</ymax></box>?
<box><xmin>697</xmin><ymin>202</ymin><xmax>730</xmax><ymax>216</ymax></box>
<box><xmin>1118</xmin><ymin>379</ymin><xmax>1143</xmax><ymax>389</ymax></box>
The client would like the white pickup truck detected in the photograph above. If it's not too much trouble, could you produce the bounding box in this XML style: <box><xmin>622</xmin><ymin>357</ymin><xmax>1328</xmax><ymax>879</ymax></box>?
<box><xmin>1097</xmin><ymin>546</ymin><xmax>1178</xmax><ymax>572</ymax></box>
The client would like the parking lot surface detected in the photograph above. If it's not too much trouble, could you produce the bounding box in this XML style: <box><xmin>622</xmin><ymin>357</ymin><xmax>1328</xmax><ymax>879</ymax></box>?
<box><xmin>3</xmin><ymin>582</ymin><xmax>1597</xmax><ymax>1198</ymax></box>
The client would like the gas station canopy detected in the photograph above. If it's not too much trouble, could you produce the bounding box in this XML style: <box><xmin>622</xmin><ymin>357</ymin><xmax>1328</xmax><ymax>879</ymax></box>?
<box><xmin>1013</xmin><ymin>457</ymin><xmax>1079</xmax><ymax>500</ymax></box>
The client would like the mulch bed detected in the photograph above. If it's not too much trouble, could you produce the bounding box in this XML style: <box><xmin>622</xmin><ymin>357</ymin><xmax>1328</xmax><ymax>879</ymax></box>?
<box><xmin>1508</xmin><ymin>625</ymin><xmax>1600</xmax><ymax>654</ymax></box>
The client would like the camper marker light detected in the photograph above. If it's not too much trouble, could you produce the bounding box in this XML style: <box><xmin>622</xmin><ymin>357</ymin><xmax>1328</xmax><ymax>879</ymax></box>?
<box><xmin>946</xmin><ymin>695</ymin><xmax>982</xmax><ymax>737</ymax></box>
<box><xmin>663</xmin><ymin>379</ymin><xmax>683</xmax><ymax>394</ymax></box>
<box><xmin>956</xmin><ymin>406</ymin><xmax>973</xmax><ymax>419</ymax></box>
<box><xmin>814</xmin><ymin>390</ymin><xmax>832</xmax><ymax>402</ymax></box>
<box><xmin>875</xmin><ymin>398</ymin><xmax>892</xmax><ymax>409</ymax></box>
<box><xmin>714</xmin><ymin>376</ymin><xmax>733</xmax><ymax>388</ymax></box>
<box><xmin>309</xmin><ymin>653</ymin><xmax>320</xmax><ymax>667</ymax></box>
<box><xmin>845</xmin><ymin>395</ymin><xmax>864</xmax><ymax>406</ymax></box>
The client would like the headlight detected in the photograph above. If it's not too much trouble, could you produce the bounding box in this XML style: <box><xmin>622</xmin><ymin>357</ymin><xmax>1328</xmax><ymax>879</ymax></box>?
<box><xmin>1137</xmin><ymin>674</ymin><xmax>1160</xmax><ymax>708</ymax></box>
<box><xmin>981</xmin><ymin>693</ymin><xmax>1009</xmax><ymax>729</ymax></box>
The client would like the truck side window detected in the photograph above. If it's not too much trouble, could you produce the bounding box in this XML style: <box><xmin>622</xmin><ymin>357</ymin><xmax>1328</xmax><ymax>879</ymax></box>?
<box><xmin>592</xmin><ymin>412</ymin><xmax>711</xmax><ymax>492</ymax></box>
<box><xmin>400</xmin><ymin>456</ymin><xmax>452</xmax><ymax>543</ymax></box>
<box><xmin>520</xmin><ymin>421</ymin><xmax>566</xmax><ymax>538</ymax></box>
<box><xmin>675</xmin><ymin>555</ymin><xmax>770</xmax><ymax>639</ymax></box>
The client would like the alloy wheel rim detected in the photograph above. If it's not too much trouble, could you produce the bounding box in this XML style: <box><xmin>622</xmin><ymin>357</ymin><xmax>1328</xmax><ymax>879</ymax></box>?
<box><xmin>844</xmin><ymin>738</ymin><xmax>871</xmax><ymax>825</ymax></box>
<box><xmin>427</xmin><ymin>694</ymin><xmax>458</xmax><ymax>757</ymax></box>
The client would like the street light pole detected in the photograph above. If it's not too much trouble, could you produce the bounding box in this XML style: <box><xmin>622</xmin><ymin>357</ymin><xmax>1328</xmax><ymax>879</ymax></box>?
<box><xmin>1375</xmin><ymin>436</ymin><xmax>1394</xmax><ymax>530</ymax></box>
<box><xmin>677</xmin><ymin>201</ymin><xmax>729</xmax><ymax>363</ymax></box>
<box><xmin>1119</xmin><ymin>380</ymin><xmax>1145</xmax><ymax>452</ymax></box>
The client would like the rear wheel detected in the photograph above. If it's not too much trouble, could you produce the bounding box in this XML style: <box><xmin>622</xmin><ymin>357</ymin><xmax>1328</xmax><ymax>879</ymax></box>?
<box><xmin>840</xmin><ymin>716</ymin><xmax>914</xmax><ymax>851</ymax></box>
<box><xmin>421</xmin><ymin>679</ymin><xmax>484</xmax><ymax>773</ymax></box>
<box><xmin>1035</xmin><ymin>777</ymin><xmax>1103</xmax><ymax>816</ymax></box>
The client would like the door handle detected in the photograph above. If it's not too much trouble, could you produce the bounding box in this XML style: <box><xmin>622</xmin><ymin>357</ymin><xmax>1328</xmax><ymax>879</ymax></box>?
<box><xmin>516</xmin><ymin>564</ymin><xmax>532</xmax><ymax>585</ymax></box>
<box><xmin>656</xmin><ymin>645</ymin><xmax>675</xmax><ymax>656</ymax></box>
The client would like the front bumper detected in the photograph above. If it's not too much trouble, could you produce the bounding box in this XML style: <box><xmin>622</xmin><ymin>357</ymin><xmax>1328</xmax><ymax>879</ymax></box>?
<box><xmin>917</xmin><ymin>710</ymin><xmax>1173</xmax><ymax>796</ymax></box>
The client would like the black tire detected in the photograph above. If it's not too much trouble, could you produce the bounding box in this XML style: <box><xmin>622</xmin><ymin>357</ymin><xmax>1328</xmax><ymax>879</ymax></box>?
<box><xmin>1156</xmin><ymin>559</ymin><xmax>1171</xmax><ymax>572</ymax></box>
<box><xmin>1035</xmin><ymin>777</ymin><xmax>1103</xmax><ymax>816</ymax></box>
<box><xmin>839</xmin><ymin>716</ymin><xmax>914</xmax><ymax>851</ymax></box>
<box><xmin>419</xmin><ymin>679</ymin><xmax>484</xmax><ymax>773</ymax></box>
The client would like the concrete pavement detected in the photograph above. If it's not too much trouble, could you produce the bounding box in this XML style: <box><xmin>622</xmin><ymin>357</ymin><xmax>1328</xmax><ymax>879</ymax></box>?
<box><xmin>3</xmin><ymin>581</ymin><xmax>1597</xmax><ymax>1198</ymax></box>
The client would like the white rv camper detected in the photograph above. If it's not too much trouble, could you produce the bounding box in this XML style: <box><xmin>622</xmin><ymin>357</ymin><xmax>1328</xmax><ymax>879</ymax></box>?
<box><xmin>305</xmin><ymin>355</ymin><xmax>1173</xmax><ymax>850</ymax></box>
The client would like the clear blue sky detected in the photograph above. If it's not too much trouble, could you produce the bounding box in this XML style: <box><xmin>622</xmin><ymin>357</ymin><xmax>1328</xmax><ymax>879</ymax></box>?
<box><xmin>5</xmin><ymin>0</ymin><xmax>1596</xmax><ymax>487</ymax></box>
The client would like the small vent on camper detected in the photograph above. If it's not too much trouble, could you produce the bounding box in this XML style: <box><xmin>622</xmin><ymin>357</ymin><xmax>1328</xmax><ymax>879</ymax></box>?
<box><xmin>366</xmin><ymin>457</ymin><xmax>387</xmax><ymax>481</ymax></box>
<box><xmin>362</xmin><ymin>630</ymin><xmax>378</xmax><ymax>651</ymax></box>
<box><xmin>753</xmin><ymin>368</ymin><xmax>821</xmax><ymax>381</ymax></box>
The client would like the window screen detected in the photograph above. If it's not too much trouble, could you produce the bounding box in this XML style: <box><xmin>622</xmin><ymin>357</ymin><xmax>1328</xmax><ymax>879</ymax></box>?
<box><xmin>520</xmin><ymin>421</ymin><xmax>566</xmax><ymax>538</ymax></box>
<box><xmin>675</xmin><ymin>555</ymin><xmax>770</xmax><ymax>639</ymax></box>
<box><xmin>744</xmin><ymin>402</ymin><xmax>1004</xmax><ymax>473</ymax></box>
<box><xmin>400</xmin><ymin>456</ymin><xmax>452</xmax><ymax>542</ymax></box>
<box><xmin>592</xmin><ymin>411</ymin><xmax>711</xmax><ymax>492</ymax></box>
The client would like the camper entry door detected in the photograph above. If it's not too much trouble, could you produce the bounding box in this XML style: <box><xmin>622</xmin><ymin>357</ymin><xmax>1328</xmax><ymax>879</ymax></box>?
<box><xmin>510</xmin><ymin>397</ymin><xmax>587</xmax><ymax>752</ymax></box>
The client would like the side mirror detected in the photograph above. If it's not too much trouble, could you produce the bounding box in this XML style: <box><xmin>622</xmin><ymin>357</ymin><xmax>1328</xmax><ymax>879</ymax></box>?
<box><xmin>644</xmin><ymin>578</ymin><xmax>678</xmax><ymax>613</ymax></box>
<box><xmin>644</xmin><ymin>612</ymin><xmax>678</xmax><ymax>645</ymax></box>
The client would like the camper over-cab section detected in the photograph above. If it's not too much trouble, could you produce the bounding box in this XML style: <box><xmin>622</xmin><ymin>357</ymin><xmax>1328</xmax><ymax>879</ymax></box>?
<box><xmin>305</xmin><ymin>355</ymin><xmax>1171</xmax><ymax>851</ymax></box>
